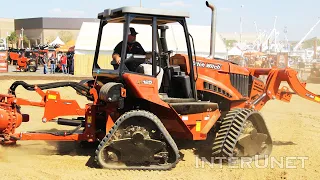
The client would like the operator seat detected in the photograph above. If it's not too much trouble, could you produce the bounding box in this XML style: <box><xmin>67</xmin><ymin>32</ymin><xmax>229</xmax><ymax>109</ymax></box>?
<box><xmin>136</xmin><ymin>64</ymin><xmax>164</xmax><ymax>90</ymax></box>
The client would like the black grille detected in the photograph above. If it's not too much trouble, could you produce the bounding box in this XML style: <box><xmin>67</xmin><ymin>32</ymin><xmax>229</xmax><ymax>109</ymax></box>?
<box><xmin>203</xmin><ymin>82</ymin><xmax>232</xmax><ymax>98</ymax></box>
<box><xmin>230</xmin><ymin>73</ymin><xmax>249</xmax><ymax>97</ymax></box>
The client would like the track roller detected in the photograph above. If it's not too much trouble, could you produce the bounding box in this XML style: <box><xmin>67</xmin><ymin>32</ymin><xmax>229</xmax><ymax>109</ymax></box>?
<box><xmin>95</xmin><ymin>110</ymin><xmax>180</xmax><ymax>170</ymax></box>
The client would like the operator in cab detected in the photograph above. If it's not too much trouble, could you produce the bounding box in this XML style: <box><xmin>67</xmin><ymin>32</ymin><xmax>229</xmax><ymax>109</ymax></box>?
<box><xmin>111</xmin><ymin>27</ymin><xmax>148</xmax><ymax>69</ymax></box>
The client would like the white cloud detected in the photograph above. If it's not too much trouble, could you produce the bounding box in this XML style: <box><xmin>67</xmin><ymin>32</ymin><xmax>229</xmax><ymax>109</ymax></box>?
<box><xmin>160</xmin><ymin>1</ymin><xmax>192</xmax><ymax>7</ymax></box>
<box><xmin>220</xmin><ymin>7</ymin><xmax>233</xmax><ymax>12</ymax></box>
<box><xmin>48</xmin><ymin>8</ymin><xmax>85</xmax><ymax>17</ymax></box>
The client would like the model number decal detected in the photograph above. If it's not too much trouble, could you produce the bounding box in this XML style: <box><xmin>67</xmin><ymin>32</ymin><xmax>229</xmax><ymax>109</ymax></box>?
<box><xmin>193</xmin><ymin>61</ymin><xmax>221</xmax><ymax>70</ymax></box>
<box><xmin>143</xmin><ymin>80</ymin><xmax>152</xmax><ymax>84</ymax></box>
<box><xmin>138</xmin><ymin>80</ymin><xmax>153</xmax><ymax>85</ymax></box>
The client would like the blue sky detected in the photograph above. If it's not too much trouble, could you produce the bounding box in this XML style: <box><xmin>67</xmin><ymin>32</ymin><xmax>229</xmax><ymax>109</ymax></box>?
<box><xmin>1</xmin><ymin>0</ymin><xmax>319</xmax><ymax>41</ymax></box>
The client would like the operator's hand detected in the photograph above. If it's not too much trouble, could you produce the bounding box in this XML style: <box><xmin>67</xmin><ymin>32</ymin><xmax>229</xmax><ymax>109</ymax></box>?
<box><xmin>112</xmin><ymin>54</ymin><xmax>121</xmax><ymax>64</ymax></box>
<box><xmin>116</xmin><ymin>56</ymin><xmax>121</xmax><ymax>64</ymax></box>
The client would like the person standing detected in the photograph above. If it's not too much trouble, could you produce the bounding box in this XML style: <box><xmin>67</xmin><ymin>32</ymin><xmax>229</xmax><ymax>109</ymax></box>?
<box><xmin>61</xmin><ymin>53</ymin><xmax>68</xmax><ymax>74</ymax></box>
<box><xmin>67</xmin><ymin>50</ymin><xmax>75</xmax><ymax>75</ymax></box>
<box><xmin>70</xmin><ymin>53</ymin><xmax>74</xmax><ymax>75</ymax></box>
<box><xmin>49</xmin><ymin>54</ymin><xmax>56</xmax><ymax>74</ymax></box>
<box><xmin>43</xmin><ymin>53</ymin><xmax>48</xmax><ymax>74</ymax></box>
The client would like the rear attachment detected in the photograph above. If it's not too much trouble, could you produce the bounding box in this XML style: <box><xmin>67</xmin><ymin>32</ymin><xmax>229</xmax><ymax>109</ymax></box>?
<box><xmin>212</xmin><ymin>108</ymin><xmax>272</xmax><ymax>160</ymax></box>
<box><xmin>95</xmin><ymin>110</ymin><xmax>180</xmax><ymax>170</ymax></box>
<box><xmin>0</xmin><ymin>81</ymin><xmax>98</xmax><ymax>144</ymax></box>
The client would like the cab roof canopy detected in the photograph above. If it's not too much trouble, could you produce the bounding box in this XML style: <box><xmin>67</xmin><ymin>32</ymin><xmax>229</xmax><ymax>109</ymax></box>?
<box><xmin>98</xmin><ymin>6</ymin><xmax>190</xmax><ymax>25</ymax></box>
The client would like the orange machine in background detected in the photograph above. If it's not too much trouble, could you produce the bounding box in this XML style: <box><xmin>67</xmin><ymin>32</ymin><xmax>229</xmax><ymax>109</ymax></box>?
<box><xmin>8</xmin><ymin>48</ymin><xmax>38</xmax><ymax>72</ymax></box>
<box><xmin>275</xmin><ymin>52</ymin><xmax>289</xmax><ymax>68</ymax></box>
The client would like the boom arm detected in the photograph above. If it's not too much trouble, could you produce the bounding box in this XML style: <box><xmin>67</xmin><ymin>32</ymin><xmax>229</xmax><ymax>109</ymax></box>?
<box><xmin>247</xmin><ymin>68</ymin><xmax>320</xmax><ymax>110</ymax></box>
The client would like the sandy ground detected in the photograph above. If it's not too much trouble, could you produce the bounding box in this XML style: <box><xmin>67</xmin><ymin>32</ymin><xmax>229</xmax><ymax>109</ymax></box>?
<box><xmin>0</xmin><ymin>79</ymin><xmax>320</xmax><ymax>180</ymax></box>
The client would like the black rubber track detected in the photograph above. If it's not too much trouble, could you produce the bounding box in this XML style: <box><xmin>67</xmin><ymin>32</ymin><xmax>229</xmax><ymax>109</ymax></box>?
<box><xmin>212</xmin><ymin>108</ymin><xmax>271</xmax><ymax>159</ymax></box>
<box><xmin>94</xmin><ymin>110</ymin><xmax>180</xmax><ymax>170</ymax></box>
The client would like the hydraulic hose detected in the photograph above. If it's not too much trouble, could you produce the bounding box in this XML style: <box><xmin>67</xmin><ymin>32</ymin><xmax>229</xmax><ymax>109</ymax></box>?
<box><xmin>8</xmin><ymin>81</ymin><xmax>94</xmax><ymax>101</ymax></box>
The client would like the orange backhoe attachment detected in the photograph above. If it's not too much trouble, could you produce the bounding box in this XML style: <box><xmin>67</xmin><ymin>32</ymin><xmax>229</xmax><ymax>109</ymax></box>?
<box><xmin>247</xmin><ymin>67</ymin><xmax>320</xmax><ymax>110</ymax></box>
<box><xmin>0</xmin><ymin>83</ymin><xmax>100</xmax><ymax>144</ymax></box>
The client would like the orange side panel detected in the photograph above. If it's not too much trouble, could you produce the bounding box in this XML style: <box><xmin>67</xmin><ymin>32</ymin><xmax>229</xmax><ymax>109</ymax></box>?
<box><xmin>161</xmin><ymin>119</ymin><xmax>187</xmax><ymax>133</ymax></box>
<box><xmin>229</xmin><ymin>63</ymin><xmax>250</xmax><ymax>75</ymax></box>
<box><xmin>42</xmin><ymin>90</ymin><xmax>85</xmax><ymax>121</ymax></box>
<box><xmin>170</xmin><ymin>54</ymin><xmax>244</xmax><ymax>100</ymax></box>
<box><xmin>176</xmin><ymin>110</ymin><xmax>221</xmax><ymax>140</ymax></box>
<box><xmin>122</xmin><ymin>73</ymin><xmax>169</xmax><ymax>108</ymax></box>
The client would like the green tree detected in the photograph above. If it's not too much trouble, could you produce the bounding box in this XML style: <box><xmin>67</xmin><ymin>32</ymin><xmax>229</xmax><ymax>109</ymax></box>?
<box><xmin>7</xmin><ymin>31</ymin><xmax>18</xmax><ymax>47</ymax></box>
<box><xmin>224</xmin><ymin>39</ymin><xmax>238</xmax><ymax>48</ymax></box>
<box><xmin>292</xmin><ymin>37</ymin><xmax>319</xmax><ymax>49</ymax></box>
<box><xmin>58</xmin><ymin>31</ymin><xmax>73</xmax><ymax>43</ymax></box>
<box><xmin>301</xmin><ymin>38</ymin><xmax>320</xmax><ymax>49</ymax></box>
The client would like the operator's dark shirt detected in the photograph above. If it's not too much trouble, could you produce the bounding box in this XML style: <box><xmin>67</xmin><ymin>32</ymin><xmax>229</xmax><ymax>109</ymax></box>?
<box><xmin>113</xmin><ymin>41</ymin><xmax>146</xmax><ymax>56</ymax></box>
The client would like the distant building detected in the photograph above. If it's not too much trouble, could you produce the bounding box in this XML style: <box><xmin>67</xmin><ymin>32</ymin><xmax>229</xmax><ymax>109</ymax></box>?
<box><xmin>0</xmin><ymin>18</ymin><xmax>14</xmax><ymax>38</ymax></box>
<box><xmin>14</xmin><ymin>17</ymin><xmax>99</xmax><ymax>45</ymax></box>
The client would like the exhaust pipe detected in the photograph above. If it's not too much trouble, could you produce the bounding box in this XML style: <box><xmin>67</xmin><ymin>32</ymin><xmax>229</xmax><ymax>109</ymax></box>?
<box><xmin>206</xmin><ymin>1</ymin><xmax>216</xmax><ymax>59</ymax></box>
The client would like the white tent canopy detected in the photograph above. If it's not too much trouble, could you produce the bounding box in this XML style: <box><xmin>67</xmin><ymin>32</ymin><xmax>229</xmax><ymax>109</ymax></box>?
<box><xmin>75</xmin><ymin>22</ymin><xmax>227</xmax><ymax>58</ymax></box>
<box><xmin>50</xmin><ymin>36</ymin><xmax>65</xmax><ymax>45</ymax></box>
<box><xmin>228</xmin><ymin>46</ymin><xmax>243</xmax><ymax>56</ymax></box>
